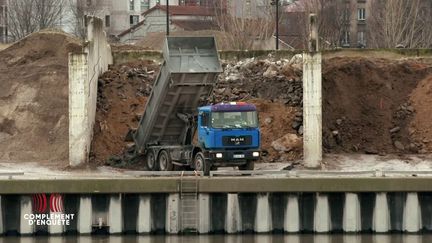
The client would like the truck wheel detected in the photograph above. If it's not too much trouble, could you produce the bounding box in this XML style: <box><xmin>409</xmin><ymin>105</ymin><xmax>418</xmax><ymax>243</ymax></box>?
<box><xmin>239</xmin><ymin>160</ymin><xmax>255</xmax><ymax>171</ymax></box>
<box><xmin>158</xmin><ymin>150</ymin><xmax>173</xmax><ymax>171</ymax></box>
<box><xmin>194</xmin><ymin>152</ymin><xmax>210</xmax><ymax>176</ymax></box>
<box><xmin>146</xmin><ymin>150</ymin><xmax>157</xmax><ymax>171</ymax></box>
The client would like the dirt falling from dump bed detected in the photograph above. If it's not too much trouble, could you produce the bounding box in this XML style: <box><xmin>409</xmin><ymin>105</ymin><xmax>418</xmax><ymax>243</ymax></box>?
<box><xmin>90</xmin><ymin>61</ymin><xmax>159</xmax><ymax>164</ymax></box>
<box><xmin>0</xmin><ymin>31</ymin><xmax>82</xmax><ymax>164</ymax></box>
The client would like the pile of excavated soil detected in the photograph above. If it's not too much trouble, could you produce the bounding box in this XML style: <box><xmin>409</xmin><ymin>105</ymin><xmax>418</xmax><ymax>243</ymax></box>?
<box><xmin>322</xmin><ymin>57</ymin><xmax>432</xmax><ymax>154</ymax></box>
<box><xmin>410</xmin><ymin>74</ymin><xmax>432</xmax><ymax>152</ymax></box>
<box><xmin>90</xmin><ymin>61</ymin><xmax>159</xmax><ymax>164</ymax></box>
<box><xmin>0</xmin><ymin>31</ymin><xmax>82</xmax><ymax>163</ymax></box>
<box><xmin>250</xmin><ymin>99</ymin><xmax>302</xmax><ymax>162</ymax></box>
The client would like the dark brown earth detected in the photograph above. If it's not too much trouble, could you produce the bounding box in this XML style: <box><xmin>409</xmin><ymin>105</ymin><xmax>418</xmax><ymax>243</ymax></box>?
<box><xmin>90</xmin><ymin>61</ymin><xmax>158</xmax><ymax>164</ymax></box>
<box><xmin>409</xmin><ymin>74</ymin><xmax>432</xmax><ymax>152</ymax></box>
<box><xmin>0</xmin><ymin>31</ymin><xmax>82</xmax><ymax>163</ymax></box>
<box><xmin>322</xmin><ymin>57</ymin><xmax>432</xmax><ymax>154</ymax></box>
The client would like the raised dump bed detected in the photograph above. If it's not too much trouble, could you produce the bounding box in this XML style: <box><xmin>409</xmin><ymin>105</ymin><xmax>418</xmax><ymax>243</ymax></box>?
<box><xmin>134</xmin><ymin>36</ymin><xmax>222</xmax><ymax>151</ymax></box>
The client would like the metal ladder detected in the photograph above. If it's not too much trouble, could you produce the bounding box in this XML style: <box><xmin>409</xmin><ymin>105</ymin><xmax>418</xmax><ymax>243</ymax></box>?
<box><xmin>179</xmin><ymin>171</ymin><xmax>199</xmax><ymax>233</ymax></box>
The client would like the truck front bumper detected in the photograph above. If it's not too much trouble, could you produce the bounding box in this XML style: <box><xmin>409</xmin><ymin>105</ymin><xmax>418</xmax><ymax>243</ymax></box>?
<box><xmin>205</xmin><ymin>149</ymin><xmax>260</xmax><ymax>166</ymax></box>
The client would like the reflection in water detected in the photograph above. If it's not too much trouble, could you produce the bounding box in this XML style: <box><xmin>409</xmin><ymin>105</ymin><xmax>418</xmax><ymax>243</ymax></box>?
<box><xmin>0</xmin><ymin>235</ymin><xmax>431</xmax><ymax>243</ymax></box>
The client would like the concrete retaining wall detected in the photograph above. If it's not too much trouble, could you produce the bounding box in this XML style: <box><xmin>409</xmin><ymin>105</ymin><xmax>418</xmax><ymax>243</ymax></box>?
<box><xmin>1</xmin><ymin>192</ymin><xmax>431</xmax><ymax>235</ymax></box>
<box><xmin>69</xmin><ymin>16</ymin><xmax>113</xmax><ymax>166</ymax></box>
<box><xmin>112</xmin><ymin>49</ymin><xmax>432</xmax><ymax>65</ymax></box>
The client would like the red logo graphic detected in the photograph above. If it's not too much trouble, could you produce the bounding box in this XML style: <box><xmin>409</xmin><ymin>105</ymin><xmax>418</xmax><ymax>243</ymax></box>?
<box><xmin>32</xmin><ymin>194</ymin><xmax>64</xmax><ymax>213</ymax></box>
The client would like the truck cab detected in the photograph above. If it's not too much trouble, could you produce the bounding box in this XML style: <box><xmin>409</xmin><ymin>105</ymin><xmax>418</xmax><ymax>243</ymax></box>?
<box><xmin>195</xmin><ymin>102</ymin><xmax>261</xmax><ymax>172</ymax></box>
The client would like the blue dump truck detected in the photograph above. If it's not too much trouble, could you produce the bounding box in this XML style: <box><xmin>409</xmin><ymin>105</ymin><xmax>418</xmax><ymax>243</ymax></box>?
<box><xmin>133</xmin><ymin>37</ymin><xmax>260</xmax><ymax>175</ymax></box>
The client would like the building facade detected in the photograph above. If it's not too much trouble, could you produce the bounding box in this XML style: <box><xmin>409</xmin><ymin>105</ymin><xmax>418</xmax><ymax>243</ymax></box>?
<box><xmin>87</xmin><ymin>0</ymin><xmax>184</xmax><ymax>36</ymax></box>
<box><xmin>343</xmin><ymin>0</ymin><xmax>371</xmax><ymax>48</ymax></box>
<box><xmin>118</xmin><ymin>4</ymin><xmax>216</xmax><ymax>43</ymax></box>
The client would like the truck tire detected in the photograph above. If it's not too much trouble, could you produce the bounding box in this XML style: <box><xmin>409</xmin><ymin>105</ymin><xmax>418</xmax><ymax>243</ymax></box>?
<box><xmin>146</xmin><ymin>150</ymin><xmax>157</xmax><ymax>171</ymax></box>
<box><xmin>194</xmin><ymin>152</ymin><xmax>211</xmax><ymax>176</ymax></box>
<box><xmin>239</xmin><ymin>160</ymin><xmax>255</xmax><ymax>171</ymax></box>
<box><xmin>158</xmin><ymin>150</ymin><xmax>173</xmax><ymax>171</ymax></box>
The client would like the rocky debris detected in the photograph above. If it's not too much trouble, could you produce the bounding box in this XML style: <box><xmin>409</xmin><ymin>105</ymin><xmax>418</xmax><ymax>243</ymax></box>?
<box><xmin>390</xmin><ymin>126</ymin><xmax>401</xmax><ymax>133</ymax></box>
<box><xmin>271</xmin><ymin>133</ymin><xmax>302</xmax><ymax>153</ymax></box>
<box><xmin>214</xmin><ymin>57</ymin><xmax>302</xmax><ymax>106</ymax></box>
<box><xmin>394</xmin><ymin>140</ymin><xmax>405</xmax><ymax>150</ymax></box>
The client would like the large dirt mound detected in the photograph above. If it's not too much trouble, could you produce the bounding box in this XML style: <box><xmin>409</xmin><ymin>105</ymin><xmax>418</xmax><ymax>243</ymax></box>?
<box><xmin>322</xmin><ymin>57</ymin><xmax>432</xmax><ymax>154</ymax></box>
<box><xmin>410</xmin><ymin>74</ymin><xmax>432</xmax><ymax>152</ymax></box>
<box><xmin>0</xmin><ymin>31</ymin><xmax>82</xmax><ymax>163</ymax></box>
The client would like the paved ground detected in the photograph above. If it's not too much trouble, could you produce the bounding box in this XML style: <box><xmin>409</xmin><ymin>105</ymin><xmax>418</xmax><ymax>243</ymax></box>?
<box><xmin>1</xmin><ymin>154</ymin><xmax>432</xmax><ymax>179</ymax></box>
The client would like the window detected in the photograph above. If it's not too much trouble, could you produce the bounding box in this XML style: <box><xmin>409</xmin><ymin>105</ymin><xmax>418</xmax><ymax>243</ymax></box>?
<box><xmin>341</xmin><ymin>31</ymin><xmax>350</xmax><ymax>46</ymax></box>
<box><xmin>358</xmin><ymin>8</ymin><xmax>366</xmax><ymax>20</ymax></box>
<box><xmin>211</xmin><ymin>111</ymin><xmax>258</xmax><ymax>129</ymax></box>
<box><xmin>201</xmin><ymin>112</ymin><xmax>210</xmax><ymax>127</ymax></box>
<box><xmin>141</xmin><ymin>0</ymin><xmax>149</xmax><ymax>11</ymax></box>
<box><xmin>105</xmin><ymin>15</ymin><xmax>110</xmax><ymax>27</ymax></box>
<box><xmin>357</xmin><ymin>31</ymin><xmax>366</xmax><ymax>47</ymax></box>
<box><xmin>129</xmin><ymin>0</ymin><xmax>135</xmax><ymax>11</ymax></box>
<box><xmin>130</xmin><ymin>15</ymin><xmax>139</xmax><ymax>25</ymax></box>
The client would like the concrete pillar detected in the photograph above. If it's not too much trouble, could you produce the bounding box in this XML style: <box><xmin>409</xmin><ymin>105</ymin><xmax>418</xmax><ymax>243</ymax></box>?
<box><xmin>78</xmin><ymin>196</ymin><xmax>92</xmax><ymax>234</ymax></box>
<box><xmin>303</xmin><ymin>52</ymin><xmax>322</xmax><ymax>168</ymax></box>
<box><xmin>343</xmin><ymin>193</ymin><xmax>361</xmax><ymax>232</ymax></box>
<box><xmin>0</xmin><ymin>196</ymin><xmax>3</xmax><ymax>235</ymax></box>
<box><xmin>49</xmin><ymin>212</ymin><xmax>65</xmax><ymax>234</ymax></box>
<box><xmin>198</xmin><ymin>194</ymin><xmax>210</xmax><ymax>234</ymax></box>
<box><xmin>137</xmin><ymin>195</ymin><xmax>151</xmax><ymax>233</ymax></box>
<box><xmin>255</xmin><ymin>193</ymin><xmax>272</xmax><ymax>233</ymax></box>
<box><xmin>19</xmin><ymin>196</ymin><xmax>33</xmax><ymax>235</ymax></box>
<box><xmin>69</xmin><ymin>53</ymin><xmax>89</xmax><ymax>167</ymax></box>
<box><xmin>225</xmin><ymin>193</ymin><xmax>241</xmax><ymax>233</ymax></box>
<box><xmin>403</xmin><ymin>193</ymin><xmax>422</xmax><ymax>232</ymax></box>
<box><xmin>284</xmin><ymin>194</ymin><xmax>300</xmax><ymax>232</ymax></box>
<box><xmin>108</xmin><ymin>194</ymin><xmax>123</xmax><ymax>234</ymax></box>
<box><xmin>314</xmin><ymin>193</ymin><xmax>331</xmax><ymax>232</ymax></box>
<box><xmin>166</xmin><ymin>193</ymin><xmax>179</xmax><ymax>234</ymax></box>
<box><xmin>373</xmin><ymin>192</ymin><xmax>390</xmax><ymax>233</ymax></box>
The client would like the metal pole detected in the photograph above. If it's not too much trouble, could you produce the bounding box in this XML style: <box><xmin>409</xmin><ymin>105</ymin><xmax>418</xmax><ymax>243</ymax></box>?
<box><xmin>166</xmin><ymin>0</ymin><xmax>170</xmax><ymax>35</ymax></box>
<box><xmin>275</xmin><ymin>0</ymin><xmax>279</xmax><ymax>50</ymax></box>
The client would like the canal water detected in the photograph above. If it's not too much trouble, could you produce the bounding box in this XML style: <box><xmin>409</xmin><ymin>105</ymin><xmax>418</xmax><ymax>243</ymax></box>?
<box><xmin>1</xmin><ymin>235</ymin><xmax>432</xmax><ymax>243</ymax></box>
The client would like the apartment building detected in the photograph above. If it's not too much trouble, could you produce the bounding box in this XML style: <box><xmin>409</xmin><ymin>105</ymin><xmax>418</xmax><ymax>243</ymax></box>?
<box><xmin>342</xmin><ymin>0</ymin><xmax>371</xmax><ymax>48</ymax></box>
<box><xmin>283</xmin><ymin>0</ymin><xmax>371</xmax><ymax>49</ymax></box>
<box><xmin>84</xmin><ymin>0</ymin><xmax>179</xmax><ymax>36</ymax></box>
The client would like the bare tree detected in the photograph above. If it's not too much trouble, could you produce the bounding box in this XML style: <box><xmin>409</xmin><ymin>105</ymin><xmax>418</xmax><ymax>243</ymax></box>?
<box><xmin>368</xmin><ymin>0</ymin><xmax>432</xmax><ymax>48</ymax></box>
<box><xmin>7</xmin><ymin>0</ymin><xmax>67</xmax><ymax>40</ymax></box>
<box><xmin>212</xmin><ymin>0</ymin><xmax>277</xmax><ymax>50</ymax></box>
<box><xmin>301</xmin><ymin>0</ymin><xmax>352</xmax><ymax>49</ymax></box>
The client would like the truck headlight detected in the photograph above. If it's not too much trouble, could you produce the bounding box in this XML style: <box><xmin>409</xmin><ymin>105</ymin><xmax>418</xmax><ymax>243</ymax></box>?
<box><xmin>252</xmin><ymin>152</ymin><xmax>260</xmax><ymax>157</ymax></box>
<box><xmin>216</xmin><ymin>153</ymin><xmax>223</xmax><ymax>158</ymax></box>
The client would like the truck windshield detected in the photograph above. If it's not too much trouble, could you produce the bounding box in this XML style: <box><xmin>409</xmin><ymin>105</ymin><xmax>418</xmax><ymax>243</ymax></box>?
<box><xmin>211</xmin><ymin>111</ymin><xmax>258</xmax><ymax>129</ymax></box>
